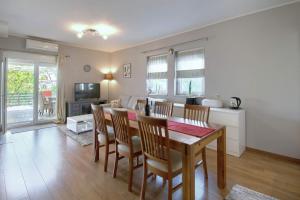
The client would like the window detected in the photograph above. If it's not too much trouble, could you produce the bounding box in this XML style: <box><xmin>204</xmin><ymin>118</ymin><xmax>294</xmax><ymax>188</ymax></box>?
<box><xmin>146</xmin><ymin>54</ymin><xmax>168</xmax><ymax>95</ymax></box>
<box><xmin>175</xmin><ymin>49</ymin><xmax>205</xmax><ymax>96</ymax></box>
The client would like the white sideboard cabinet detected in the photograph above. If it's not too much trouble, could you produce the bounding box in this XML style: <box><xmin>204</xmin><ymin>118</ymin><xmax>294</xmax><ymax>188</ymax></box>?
<box><xmin>173</xmin><ymin>105</ymin><xmax>246</xmax><ymax>157</ymax></box>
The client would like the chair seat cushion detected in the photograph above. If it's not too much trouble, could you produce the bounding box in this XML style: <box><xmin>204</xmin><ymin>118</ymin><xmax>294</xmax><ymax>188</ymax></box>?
<box><xmin>147</xmin><ymin>149</ymin><xmax>182</xmax><ymax>173</ymax></box>
<box><xmin>117</xmin><ymin>136</ymin><xmax>141</xmax><ymax>153</ymax></box>
<box><xmin>98</xmin><ymin>126</ymin><xmax>115</xmax><ymax>144</ymax></box>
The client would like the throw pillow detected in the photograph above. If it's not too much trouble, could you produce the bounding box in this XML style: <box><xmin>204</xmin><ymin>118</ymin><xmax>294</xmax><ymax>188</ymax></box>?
<box><xmin>111</xmin><ymin>99</ymin><xmax>121</xmax><ymax>108</ymax></box>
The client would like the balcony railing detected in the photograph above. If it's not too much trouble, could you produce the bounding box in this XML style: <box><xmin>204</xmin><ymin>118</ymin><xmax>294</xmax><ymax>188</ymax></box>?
<box><xmin>7</xmin><ymin>93</ymin><xmax>33</xmax><ymax>106</ymax></box>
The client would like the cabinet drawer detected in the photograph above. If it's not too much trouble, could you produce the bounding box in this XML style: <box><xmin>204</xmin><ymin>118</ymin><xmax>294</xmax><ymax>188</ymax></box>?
<box><xmin>71</xmin><ymin>104</ymin><xmax>81</xmax><ymax>109</ymax></box>
<box><xmin>209</xmin><ymin>111</ymin><xmax>239</xmax><ymax>127</ymax></box>
<box><xmin>226</xmin><ymin>126</ymin><xmax>239</xmax><ymax>140</ymax></box>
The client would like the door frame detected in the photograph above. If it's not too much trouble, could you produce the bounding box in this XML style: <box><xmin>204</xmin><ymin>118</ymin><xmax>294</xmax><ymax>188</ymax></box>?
<box><xmin>0</xmin><ymin>54</ymin><xmax>5</xmax><ymax>134</ymax></box>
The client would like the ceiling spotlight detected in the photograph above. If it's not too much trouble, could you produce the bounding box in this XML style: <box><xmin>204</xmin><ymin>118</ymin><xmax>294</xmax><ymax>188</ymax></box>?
<box><xmin>102</xmin><ymin>35</ymin><xmax>108</xmax><ymax>40</ymax></box>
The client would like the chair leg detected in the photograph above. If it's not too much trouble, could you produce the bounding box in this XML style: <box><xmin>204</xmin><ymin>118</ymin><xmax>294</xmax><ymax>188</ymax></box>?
<box><xmin>140</xmin><ymin>160</ymin><xmax>147</xmax><ymax>200</ymax></box>
<box><xmin>168</xmin><ymin>177</ymin><xmax>172</xmax><ymax>200</ymax></box>
<box><xmin>104</xmin><ymin>143</ymin><xmax>109</xmax><ymax>172</ymax></box>
<box><xmin>128</xmin><ymin>157</ymin><xmax>134</xmax><ymax>192</ymax></box>
<box><xmin>113</xmin><ymin>151</ymin><xmax>119</xmax><ymax>178</ymax></box>
<box><xmin>94</xmin><ymin>141</ymin><xmax>99</xmax><ymax>162</ymax></box>
<box><xmin>202</xmin><ymin>148</ymin><xmax>208</xmax><ymax>179</ymax></box>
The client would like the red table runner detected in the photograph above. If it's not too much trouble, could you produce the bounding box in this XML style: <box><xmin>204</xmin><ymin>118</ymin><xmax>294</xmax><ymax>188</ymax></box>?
<box><xmin>128</xmin><ymin>112</ymin><xmax>137</xmax><ymax>121</ymax></box>
<box><xmin>127</xmin><ymin>112</ymin><xmax>215</xmax><ymax>138</ymax></box>
<box><xmin>167</xmin><ymin>120</ymin><xmax>215</xmax><ymax>137</ymax></box>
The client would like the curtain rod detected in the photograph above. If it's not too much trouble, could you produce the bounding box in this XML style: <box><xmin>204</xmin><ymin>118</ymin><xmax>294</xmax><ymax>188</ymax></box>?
<box><xmin>141</xmin><ymin>37</ymin><xmax>208</xmax><ymax>54</ymax></box>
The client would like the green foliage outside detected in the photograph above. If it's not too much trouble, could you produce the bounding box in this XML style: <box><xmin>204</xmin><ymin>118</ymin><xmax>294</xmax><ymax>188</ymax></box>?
<box><xmin>7</xmin><ymin>68</ymin><xmax>57</xmax><ymax>106</ymax></box>
<box><xmin>7</xmin><ymin>70</ymin><xmax>34</xmax><ymax>94</ymax></box>
<box><xmin>7</xmin><ymin>69</ymin><xmax>34</xmax><ymax>106</ymax></box>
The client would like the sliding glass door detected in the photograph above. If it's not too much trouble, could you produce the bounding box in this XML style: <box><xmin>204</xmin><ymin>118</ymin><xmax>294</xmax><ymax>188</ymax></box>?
<box><xmin>3</xmin><ymin>52</ymin><xmax>57</xmax><ymax>129</ymax></box>
<box><xmin>6</xmin><ymin>59</ymin><xmax>35</xmax><ymax>126</ymax></box>
<box><xmin>38</xmin><ymin>64</ymin><xmax>57</xmax><ymax>122</ymax></box>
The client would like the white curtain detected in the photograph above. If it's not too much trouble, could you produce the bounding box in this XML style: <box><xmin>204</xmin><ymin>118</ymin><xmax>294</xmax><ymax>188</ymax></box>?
<box><xmin>55</xmin><ymin>55</ymin><xmax>66</xmax><ymax>123</ymax></box>
<box><xmin>146</xmin><ymin>54</ymin><xmax>168</xmax><ymax>95</ymax></box>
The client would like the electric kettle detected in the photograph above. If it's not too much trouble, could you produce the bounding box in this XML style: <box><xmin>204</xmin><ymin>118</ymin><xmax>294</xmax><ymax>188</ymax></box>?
<box><xmin>230</xmin><ymin>97</ymin><xmax>241</xmax><ymax>109</ymax></box>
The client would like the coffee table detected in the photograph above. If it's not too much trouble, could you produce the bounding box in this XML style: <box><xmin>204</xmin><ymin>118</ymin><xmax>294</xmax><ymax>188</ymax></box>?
<box><xmin>66</xmin><ymin>114</ymin><xmax>93</xmax><ymax>134</ymax></box>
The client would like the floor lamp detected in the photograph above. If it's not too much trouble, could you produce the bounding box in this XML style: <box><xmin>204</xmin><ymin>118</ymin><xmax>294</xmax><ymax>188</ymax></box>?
<box><xmin>103</xmin><ymin>73</ymin><xmax>113</xmax><ymax>101</ymax></box>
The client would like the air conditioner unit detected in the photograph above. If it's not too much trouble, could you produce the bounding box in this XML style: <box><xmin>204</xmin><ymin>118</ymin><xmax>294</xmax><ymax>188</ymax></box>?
<box><xmin>0</xmin><ymin>21</ymin><xmax>8</xmax><ymax>38</ymax></box>
<box><xmin>26</xmin><ymin>39</ymin><xmax>59</xmax><ymax>53</ymax></box>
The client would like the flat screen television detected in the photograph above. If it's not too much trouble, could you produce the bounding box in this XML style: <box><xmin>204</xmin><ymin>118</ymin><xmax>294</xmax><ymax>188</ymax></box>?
<box><xmin>74</xmin><ymin>83</ymin><xmax>100</xmax><ymax>101</ymax></box>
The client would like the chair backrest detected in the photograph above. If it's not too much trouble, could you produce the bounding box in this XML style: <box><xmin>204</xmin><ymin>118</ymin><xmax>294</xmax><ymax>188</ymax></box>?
<box><xmin>110</xmin><ymin>109</ymin><xmax>130</xmax><ymax>145</ymax></box>
<box><xmin>137</xmin><ymin>115</ymin><xmax>170</xmax><ymax>166</ymax></box>
<box><xmin>91</xmin><ymin>104</ymin><xmax>108</xmax><ymax>135</ymax></box>
<box><xmin>136</xmin><ymin>99</ymin><xmax>146</xmax><ymax>111</ymax></box>
<box><xmin>154</xmin><ymin>101</ymin><xmax>173</xmax><ymax>117</ymax></box>
<box><xmin>184</xmin><ymin>104</ymin><xmax>210</xmax><ymax>122</ymax></box>
<box><xmin>42</xmin><ymin>90</ymin><xmax>52</xmax><ymax>97</ymax></box>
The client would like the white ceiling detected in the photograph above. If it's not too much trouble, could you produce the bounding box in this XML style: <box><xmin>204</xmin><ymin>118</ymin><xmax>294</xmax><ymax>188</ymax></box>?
<box><xmin>0</xmin><ymin>0</ymin><xmax>296</xmax><ymax>52</ymax></box>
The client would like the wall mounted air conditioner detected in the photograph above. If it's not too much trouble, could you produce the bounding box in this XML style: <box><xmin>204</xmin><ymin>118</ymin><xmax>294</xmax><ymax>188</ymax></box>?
<box><xmin>0</xmin><ymin>21</ymin><xmax>8</xmax><ymax>38</ymax></box>
<box><xmin>26</xmin><ymin>39</ymin><xmax>59</xmax><ymax>53</ymax></box>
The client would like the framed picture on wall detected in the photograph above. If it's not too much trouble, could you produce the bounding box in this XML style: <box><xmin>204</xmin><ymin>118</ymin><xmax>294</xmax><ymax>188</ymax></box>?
<box><xmin>123</xmin><ymin>63</ymin><xmax>131</xmax><ymax>78</ymax></box>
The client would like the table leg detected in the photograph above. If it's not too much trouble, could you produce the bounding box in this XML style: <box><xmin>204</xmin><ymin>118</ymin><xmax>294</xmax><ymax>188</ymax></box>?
<box><xmin>182</xmin><ymin>145</ymin><xmax>195</xmax><ymax>200</ymax></box>
<box><xmin>217</xmin><ymin>127</ymin><xmax>226</xmax><ymax>188</ymax></box>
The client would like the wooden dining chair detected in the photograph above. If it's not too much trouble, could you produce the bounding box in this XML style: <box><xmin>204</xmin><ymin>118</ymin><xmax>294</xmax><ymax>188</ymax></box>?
<box><xmin>137</xmin><ymin>115</ymin><xmax>183</xmax><ymax>200</ymax></box>
<box><xmin>136</xmin><ymin>99</ymin><xmax>146</xmax><ymax>111</ymax></box>
<box><xmin>91</xmin><ymin>104</ymin><xmax>115</xmax><ymax>172</ymax></box>
<box><xmin>154</xmin><ymin>101</ymin><xmax>173</xmax><ymax>117</ymax></box>
<box><xmin>110</xmin><ymin>109</ymin><xmax>143</xmax><ymax>192</ymax></box>
<box><xmin>184</xmin><ymin>104</ymin><xmax>210</xmax><ymax>179</ymax></box>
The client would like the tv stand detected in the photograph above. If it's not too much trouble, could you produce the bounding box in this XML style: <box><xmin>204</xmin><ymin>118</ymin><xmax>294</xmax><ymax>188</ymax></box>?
<box><xmin>66</xmin><ymin>99</ymin><xmax>107</xmax><ymax>117</ymax></box>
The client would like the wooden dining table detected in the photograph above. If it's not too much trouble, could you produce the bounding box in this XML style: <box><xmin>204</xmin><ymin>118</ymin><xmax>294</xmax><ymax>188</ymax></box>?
<box><xmin>103</xmin><ymin>109</ymin><xmax>226</xmax><ymax>200</ymax></box>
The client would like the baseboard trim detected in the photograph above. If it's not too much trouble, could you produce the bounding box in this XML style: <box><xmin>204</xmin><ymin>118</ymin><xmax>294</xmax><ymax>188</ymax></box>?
<box><xmin>246</xmin><ymin>147</ymin><xmax>300</xmax><ymax>164</ymax></box>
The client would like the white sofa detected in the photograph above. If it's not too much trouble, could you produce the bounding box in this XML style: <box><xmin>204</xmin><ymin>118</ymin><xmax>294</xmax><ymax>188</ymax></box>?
<box><xmin>103</xmin><ymin>95</ymin><xmax>166</xmax><ymax>110</ymax></box>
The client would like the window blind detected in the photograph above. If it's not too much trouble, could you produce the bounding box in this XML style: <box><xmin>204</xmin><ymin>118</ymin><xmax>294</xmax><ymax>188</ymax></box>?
<box><xmin>175</xmin><ymin>49</ymin><xmax>205</xmax><ymax>95</ymax></box>
<box><xmin>146</xmin><ymin>54</ymin><xmax>168</xmax><ymax>95</ymax></box>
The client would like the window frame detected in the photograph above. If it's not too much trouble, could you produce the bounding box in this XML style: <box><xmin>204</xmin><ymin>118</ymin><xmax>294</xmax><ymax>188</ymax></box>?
<box><xmin>144</xmin><ymin>47</ymin><xmax>206</xmax><ymax>99</ymax></box>
<box><xmin>146</xmin><ymin>53</ymin><xmax>169</xmax><ymax>96</ymax></box>
<box><xmin>174</xmin><ymin>48</ymin><xmax>205</xmax><ymax>97</ymax></box>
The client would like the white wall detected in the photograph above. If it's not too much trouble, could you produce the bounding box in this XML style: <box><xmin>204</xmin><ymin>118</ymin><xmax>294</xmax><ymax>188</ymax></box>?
<box><xmin>110</xmin><ymin>3</ymin><xmax>300</xmax><ymax>159</ymax></box>
<box><xmin>58</xmin><ymin>45</ymin><xmax>111</xmax><ymax>102</ymax></box>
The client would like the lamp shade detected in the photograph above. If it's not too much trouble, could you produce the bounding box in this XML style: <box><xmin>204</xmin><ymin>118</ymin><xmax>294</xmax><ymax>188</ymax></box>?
<box><xmin>104</xmin><ymin>73</ymin><xmax>113</xmax><ymax>80</ymax></box>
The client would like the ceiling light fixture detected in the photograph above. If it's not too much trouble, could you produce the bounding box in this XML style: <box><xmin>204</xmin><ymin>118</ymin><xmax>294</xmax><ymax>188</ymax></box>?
<box><xmin>71</xmin><ymin>23</ymin><xmax>118</xmax><ymax>40</ymax></box>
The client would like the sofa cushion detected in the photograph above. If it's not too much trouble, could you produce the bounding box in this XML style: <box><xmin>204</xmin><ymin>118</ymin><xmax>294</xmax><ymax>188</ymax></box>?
<box><xmin>119</xmin><ymin>95</ymin><xmax>131</xmax><ymax>108</ymax></box>
<box><xmin>127</xmin><ymin>96</ymin><xmax>145</xmax><ymax>110</ymax></box>
<box><xmin>111</xmin><ymin>99</ymin><xmax>121</xmax><ymax>108</ymax></box>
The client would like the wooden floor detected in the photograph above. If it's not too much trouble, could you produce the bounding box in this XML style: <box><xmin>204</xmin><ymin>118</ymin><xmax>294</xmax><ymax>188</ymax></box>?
<box><xmin>0</xmin><ymin>127</ymin><xmax>300</xmax><ymax>200</ymax></box>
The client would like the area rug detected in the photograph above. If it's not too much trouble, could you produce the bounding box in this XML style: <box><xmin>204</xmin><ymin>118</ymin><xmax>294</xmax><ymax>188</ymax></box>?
<box><xmin>10</xmin><ymin>123</ymin><xmax>57</xmax><ymax>134</ymax></box>
<box><xmin>226</xmin><ymin>184</ymin><xmax>278</xmax><ymax>200</ymax></box>
<box><xmin>59</xmin><ymin>125</ymin><xmax>93</xmax><ymax>146</ymax></box>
